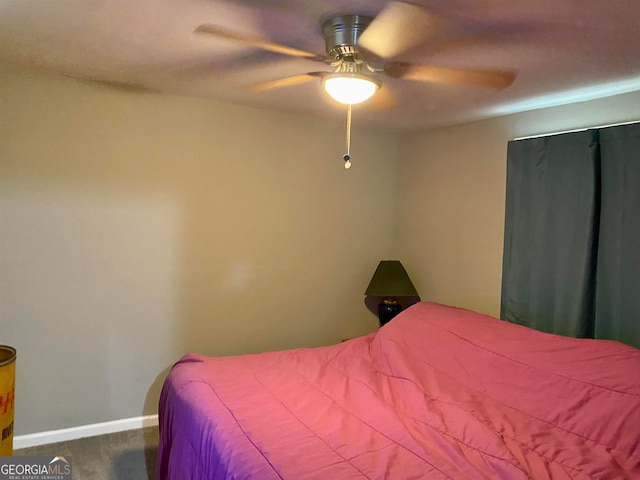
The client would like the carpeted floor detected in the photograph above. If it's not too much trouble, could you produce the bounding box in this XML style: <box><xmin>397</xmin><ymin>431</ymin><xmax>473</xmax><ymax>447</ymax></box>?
<box><xmin>13</xmin><ymin>426</ymin><xmax>158</xmax><ymax>480</ymax></box>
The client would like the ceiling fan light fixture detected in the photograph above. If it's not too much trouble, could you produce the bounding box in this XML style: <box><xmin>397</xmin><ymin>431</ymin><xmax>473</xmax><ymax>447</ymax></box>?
<box><xmin>323</xmin><ymin>74</ymin><xmax>380</xmax><ymax>105</ymax></box>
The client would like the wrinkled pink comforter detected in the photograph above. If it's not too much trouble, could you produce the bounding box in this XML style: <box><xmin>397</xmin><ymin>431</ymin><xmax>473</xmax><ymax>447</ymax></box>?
<box><xmin>157</xmin><ymin>302</ymin><xmax>640</xmax><ymax>479</ymax></box>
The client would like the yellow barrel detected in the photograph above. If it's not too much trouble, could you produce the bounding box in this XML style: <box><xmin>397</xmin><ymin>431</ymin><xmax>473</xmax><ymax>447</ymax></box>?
<box><xmin>0</xmin><ymin>346</ymin><xmax>16</xmax><ymax>456</ymax></box>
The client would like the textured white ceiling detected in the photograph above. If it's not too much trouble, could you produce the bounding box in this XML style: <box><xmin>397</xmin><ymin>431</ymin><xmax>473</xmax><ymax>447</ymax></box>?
<box><xmin>1</xmin><ymin>0</ymin><xmax>639</xmax><ymax>130</ymax></box>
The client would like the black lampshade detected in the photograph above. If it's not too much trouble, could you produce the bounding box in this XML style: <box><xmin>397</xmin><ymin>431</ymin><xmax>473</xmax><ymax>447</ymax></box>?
<box><xmin>365</xmin><ymin>260</ymin><xmax>418</xmax><ymax>297</ymax></box>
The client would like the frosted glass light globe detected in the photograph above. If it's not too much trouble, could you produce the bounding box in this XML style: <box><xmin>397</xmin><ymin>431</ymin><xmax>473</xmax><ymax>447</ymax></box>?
<box><xmin>323</xmin><ymin>75</ymin><xmax>379</xmax><ymax>105</ymax></box>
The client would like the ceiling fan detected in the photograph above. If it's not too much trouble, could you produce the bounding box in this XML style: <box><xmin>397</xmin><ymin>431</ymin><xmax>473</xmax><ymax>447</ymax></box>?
<box><xmin>194</xmin><ymin>1</ymin><xmax>516</xmax><ymax>108</ymax></box>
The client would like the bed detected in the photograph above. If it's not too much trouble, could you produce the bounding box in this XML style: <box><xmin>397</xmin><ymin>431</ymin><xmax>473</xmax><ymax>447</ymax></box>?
<box><xmin>157</xmin><ymin>302</ymin><xmax>640</xmax><ymax>479</ymax></box>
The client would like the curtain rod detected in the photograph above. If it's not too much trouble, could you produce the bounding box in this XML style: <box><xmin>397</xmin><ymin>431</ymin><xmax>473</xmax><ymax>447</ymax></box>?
<box><xmin>513</xmin><ymin>119</ymin><xmax>640</xmax><ymax>141</ymax></box>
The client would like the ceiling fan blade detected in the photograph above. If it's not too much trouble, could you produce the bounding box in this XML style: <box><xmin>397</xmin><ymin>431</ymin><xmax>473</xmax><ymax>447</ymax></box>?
<box><xmin>252</xmin><ymin>72</ymin><xmax>325</xmax><ymax>92</ymax></box>
<box><xmin>384</xmin><ymin>62</ymin><xmax>516</xmax><ymax>89</ymax></box>
<box><xmin>63</xmin><ymin>74</ymin><xmax>159</xmax><ymax>94</ymax></box>
<box><xmin>195</xmin><ymin>24</ymin><xmax>325</xmax><ymax>62</ymax></box>
<box><xmin>357</xmin><ymin>2</ymin><xmax>441</xmax><ymax>59</ymax></box>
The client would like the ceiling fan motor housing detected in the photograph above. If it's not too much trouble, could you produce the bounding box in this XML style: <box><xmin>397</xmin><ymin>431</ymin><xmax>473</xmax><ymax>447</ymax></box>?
<box><xmin>321</xmin><ymin>15</ymin><xmax>373</xmax><ymax>60</ymax></box>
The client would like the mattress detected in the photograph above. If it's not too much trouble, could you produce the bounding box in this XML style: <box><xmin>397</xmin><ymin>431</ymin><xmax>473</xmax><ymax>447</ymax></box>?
<box><xmin>157</xmin><ymin>302</ymin><xmax>640</xmax><ymax>479</ymax></box>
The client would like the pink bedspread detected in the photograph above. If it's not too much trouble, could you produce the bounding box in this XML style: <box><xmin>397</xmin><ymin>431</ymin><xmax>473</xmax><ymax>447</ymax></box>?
<box><xmin>157</xmin><ymin>302</ymin><xmax>640</xmax><ymax>479</ymax></box>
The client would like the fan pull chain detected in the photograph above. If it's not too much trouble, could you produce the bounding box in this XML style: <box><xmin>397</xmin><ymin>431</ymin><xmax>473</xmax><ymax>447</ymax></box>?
<box><xmin>343</xmin><ymin>104</ymin><xmax>352</xmax><ymax>169</ymax></box>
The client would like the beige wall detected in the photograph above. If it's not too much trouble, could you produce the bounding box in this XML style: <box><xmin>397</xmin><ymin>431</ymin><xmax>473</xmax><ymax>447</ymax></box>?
<box><xmin>398</xmin><ymin>91</ymin><xmax>640</xmax><ymax>318</ymax></box>
<box><xmin>4</xmin><ymin>60</ymin><xmax>640</xmax><ymax>436</ymax></box>
<box><xmin>0</xmin><ymin>64</ymin><xmax>399</xmax><ymax>435</ymax></box>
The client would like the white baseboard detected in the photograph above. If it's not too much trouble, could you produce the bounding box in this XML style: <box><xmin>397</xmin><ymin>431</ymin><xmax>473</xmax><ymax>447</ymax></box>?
<box><xmin>13</xmin><ymin>414</ymin><xmax>159</xmax><ymax>449</ymax></box>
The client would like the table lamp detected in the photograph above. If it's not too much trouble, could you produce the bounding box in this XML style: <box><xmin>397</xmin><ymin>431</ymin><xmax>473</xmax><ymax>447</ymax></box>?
<box><xmin>365</xmin><ymin>260</ymin><xmax>418</xmax><ymax>326</ymax></box>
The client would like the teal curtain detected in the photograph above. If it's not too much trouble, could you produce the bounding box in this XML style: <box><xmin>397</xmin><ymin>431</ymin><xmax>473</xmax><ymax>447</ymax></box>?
<box><xmin>501</xmin><ymin>123</ymin><xmax>640</xmax><ymax>349</ymax></box>
<box><xmin>594</xmin><ymin>124</ymin><xmax>640</xmax><ymax>348</ymax></box>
